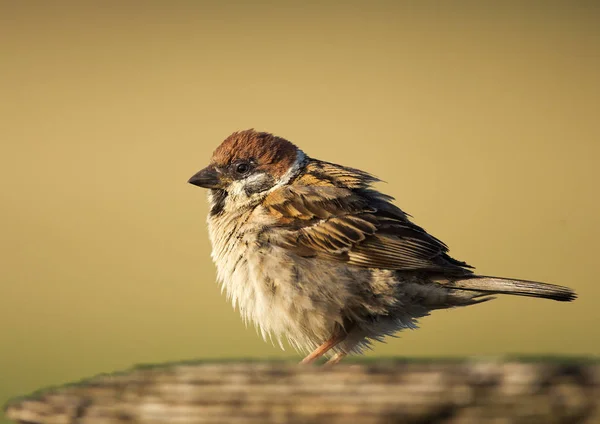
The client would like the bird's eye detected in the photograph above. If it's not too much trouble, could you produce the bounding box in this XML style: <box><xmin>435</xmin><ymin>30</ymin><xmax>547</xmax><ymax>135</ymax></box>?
<box><xmin>235</xmin><ymin>162</ymin><xmax>250</xmax><ymax>175</ymax></box>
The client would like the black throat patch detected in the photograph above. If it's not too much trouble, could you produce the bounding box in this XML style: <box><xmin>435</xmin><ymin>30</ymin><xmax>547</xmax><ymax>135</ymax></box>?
<box><xmin>209</xmin><ymin>189</ymin><xmax>228</xmax><ymax>216</ymax></box>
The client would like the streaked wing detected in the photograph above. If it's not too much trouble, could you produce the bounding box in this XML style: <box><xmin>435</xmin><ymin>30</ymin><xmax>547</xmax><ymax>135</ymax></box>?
<box><xmin>262</xmin><ymin>160</ymin><xmax>473</xmax><ymax>274</ymax></box>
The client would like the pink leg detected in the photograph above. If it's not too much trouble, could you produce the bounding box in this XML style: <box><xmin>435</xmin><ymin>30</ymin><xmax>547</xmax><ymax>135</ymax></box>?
<box><xmin>324</xmin><ymin>351</ymin><xmax>347</xmax><ymax>366</ymax></box>
<box><xmin>300</xmin><ymin>332</ymin><xmax>346</xmax><ymax>365</ymax></box>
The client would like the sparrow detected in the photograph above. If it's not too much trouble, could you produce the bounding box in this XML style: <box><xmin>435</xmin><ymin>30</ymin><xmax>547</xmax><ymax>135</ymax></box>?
<box><xmin>188</xmin><ymin>129</ymin><xmax>576</xmax><ymax>365</ymax></box>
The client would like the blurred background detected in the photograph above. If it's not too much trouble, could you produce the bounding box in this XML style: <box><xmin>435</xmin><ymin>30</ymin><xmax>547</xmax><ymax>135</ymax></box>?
<box><xmin>1</xmin><ymin>1</ymin><xmax>599</xmax><ymax>420</ymax></box>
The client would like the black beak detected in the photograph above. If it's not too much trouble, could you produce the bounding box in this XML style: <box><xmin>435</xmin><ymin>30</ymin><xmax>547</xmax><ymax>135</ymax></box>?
<box><xmin>188</xmin><ymin>165</ymin><xmax>223</xmax><ymax>189</ymax></box>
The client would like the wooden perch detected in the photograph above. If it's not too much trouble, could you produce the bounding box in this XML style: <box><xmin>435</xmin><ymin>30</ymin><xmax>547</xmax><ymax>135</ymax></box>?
<box><xmin>4</xmin><ymin>359</ymin><xmax>600</xmax><ymax>424</ymax></box>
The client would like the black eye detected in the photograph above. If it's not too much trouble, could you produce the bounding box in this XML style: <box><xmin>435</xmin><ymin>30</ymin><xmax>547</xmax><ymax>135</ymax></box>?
<box><xmin>235</xmin><ymin>162</ymin><xmax>250</xmax><ymax>175</ymax></box>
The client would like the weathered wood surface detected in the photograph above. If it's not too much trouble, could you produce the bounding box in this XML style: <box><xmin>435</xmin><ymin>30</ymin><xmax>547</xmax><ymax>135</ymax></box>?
<box><xmin>4</xmin><ymin>360</ymin><xmax>600</xmax><ymax>424</ymax></box>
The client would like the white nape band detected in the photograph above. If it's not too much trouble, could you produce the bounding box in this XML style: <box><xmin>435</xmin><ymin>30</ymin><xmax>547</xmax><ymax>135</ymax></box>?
<box><xmin>278</xmin><ymin>149</ymin><xmax>307</xmax><ymax>187</ymax></box>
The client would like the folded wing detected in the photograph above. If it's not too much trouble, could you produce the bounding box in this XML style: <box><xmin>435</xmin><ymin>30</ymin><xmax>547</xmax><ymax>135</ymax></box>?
<box><xmin>262</xmin><ymin>160</ymin><xmax>473</xmax><ymax>276</ymax></box>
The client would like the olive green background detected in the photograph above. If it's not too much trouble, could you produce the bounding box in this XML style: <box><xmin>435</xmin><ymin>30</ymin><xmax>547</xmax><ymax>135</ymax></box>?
<box><xmin>1</xmin><ymin>1</ymin><xmax>599</xmax><ymax>420</ymax></box>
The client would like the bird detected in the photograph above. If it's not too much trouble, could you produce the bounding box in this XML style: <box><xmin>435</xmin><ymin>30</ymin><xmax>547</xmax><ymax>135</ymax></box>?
<box><xmin>188</xmin><ymin>129</ymin><xmax>576</xmax><ymax>365</ymax></box>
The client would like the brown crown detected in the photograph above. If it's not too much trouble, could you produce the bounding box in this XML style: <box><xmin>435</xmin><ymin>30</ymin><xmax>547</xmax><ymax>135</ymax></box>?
<box><xmin>211</xmin><ymin>129</ymin><xmax>299</xmax><ymax>177</ymax></box>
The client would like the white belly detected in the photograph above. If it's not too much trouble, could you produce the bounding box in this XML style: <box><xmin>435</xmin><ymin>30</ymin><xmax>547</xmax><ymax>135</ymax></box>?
<box><xmin>207</xmin><ymin>211</ymin><xmax>359</xmax><ymax>352</ymax></box>
<box><xmin>205</xmin><ymin>205</ymin><xmax>433</xmax><ymax>355</ymax></box>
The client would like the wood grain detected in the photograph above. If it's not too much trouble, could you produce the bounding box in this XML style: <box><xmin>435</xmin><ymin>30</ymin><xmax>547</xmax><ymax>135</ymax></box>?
<box><xmin>4</xmin><ymin>359</ymin><xmax>599</xmax><ymax>424</ymax></box>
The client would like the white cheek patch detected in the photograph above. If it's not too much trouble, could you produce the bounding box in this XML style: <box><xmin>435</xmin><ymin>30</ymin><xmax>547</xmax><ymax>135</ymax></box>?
<box><xmin>243</xmin><ymin>173</ymin><xmax>276</xmax><ymax>195</ymax></box>
<box><xmin>227</xmin><ymin>180</ymin><xmax>248</xmax><ymax>198</ymax></box>
<box><xmin>223</xmin><ymin>149</ymin><xmax>307</xmax><ymax>210</ymax></box>
<box><xmin>226</xmin><ymin>173</ymin><xmax>275</xmax><ymax>207</ymax></box>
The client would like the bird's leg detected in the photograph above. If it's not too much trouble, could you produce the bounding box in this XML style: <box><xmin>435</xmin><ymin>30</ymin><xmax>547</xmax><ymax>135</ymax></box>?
<box><xmin>324</xmin><ymin>351</ymin><xmax>347</xmax><ymax>366</ymax></box>
<box><xmin>300</xmin><ymin>326</ymin><xmax>347</xmax><ymax>365</ymax></box>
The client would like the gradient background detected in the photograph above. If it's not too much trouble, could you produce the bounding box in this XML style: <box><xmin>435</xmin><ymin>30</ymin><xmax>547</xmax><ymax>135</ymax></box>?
<box><xmin>1</xmin><ymin>1</ymin><xmax>599</xmax><ymax>420</ymax></box>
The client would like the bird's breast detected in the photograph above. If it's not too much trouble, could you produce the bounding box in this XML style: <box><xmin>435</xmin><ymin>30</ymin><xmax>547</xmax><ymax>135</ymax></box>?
<box><xmin>205</xmin><ymin>209</ymin><xmax>359</xmax><ymax>348</ymax></box>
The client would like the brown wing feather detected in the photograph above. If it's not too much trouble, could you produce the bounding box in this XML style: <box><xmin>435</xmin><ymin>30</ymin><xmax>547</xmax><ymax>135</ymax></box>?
<box><xmin>263</xmin><ymin>160</ymin><xmax>473</xmax><ymax>275</ymax></box>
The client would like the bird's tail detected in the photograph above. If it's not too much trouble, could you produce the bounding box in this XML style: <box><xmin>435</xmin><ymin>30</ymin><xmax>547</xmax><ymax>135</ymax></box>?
<box><xmin>446</xmin><ymin>276</ymin><xmax>576</xmax><ymax>302</ymax></box>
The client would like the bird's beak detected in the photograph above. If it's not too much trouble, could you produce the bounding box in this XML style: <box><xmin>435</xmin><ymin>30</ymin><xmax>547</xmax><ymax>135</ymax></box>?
<box><xmin>188</xmin><ymin>165</ymin><xmax>224</xmax><ymax>189</ymax></box>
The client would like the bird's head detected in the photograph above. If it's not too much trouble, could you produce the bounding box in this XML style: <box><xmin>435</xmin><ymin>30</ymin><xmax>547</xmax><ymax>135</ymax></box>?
<box><xmin>188</xmin><ymin>129</ymin><xmax>306</xmax><ymax>214</ymax></box>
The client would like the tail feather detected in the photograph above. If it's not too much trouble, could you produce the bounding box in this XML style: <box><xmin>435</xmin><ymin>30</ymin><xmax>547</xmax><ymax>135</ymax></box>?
<box><xmin>447</xmin><ymin>276</ymin><xmax>577</xmax><ymax>302</ymax></box>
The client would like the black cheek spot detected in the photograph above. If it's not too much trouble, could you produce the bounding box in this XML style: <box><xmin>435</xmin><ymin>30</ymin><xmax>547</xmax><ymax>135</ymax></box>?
<box><xmin>209</xmin><ymin>189</ymin><xmax>228</xmax><ymax>216</ymax></box>
<box><xmin>243</xmin><ymin>174</ymin><xmax>276</xmax><ymax>196</ymax></box>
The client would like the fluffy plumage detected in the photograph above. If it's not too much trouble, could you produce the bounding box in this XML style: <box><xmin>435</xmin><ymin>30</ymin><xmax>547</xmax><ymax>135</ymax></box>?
<box><xmin>188</xmin><ymin>129</ymin><xmax>576</xmax><ymax>364</ymax></box>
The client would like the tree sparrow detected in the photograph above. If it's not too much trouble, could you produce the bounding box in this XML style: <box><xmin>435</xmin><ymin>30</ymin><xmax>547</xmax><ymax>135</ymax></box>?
<box><xmin>188</xmin><ymin>130</ymin><xmax>576</xmax><ymax>365</ymax></box>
